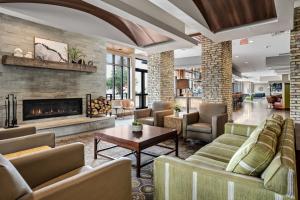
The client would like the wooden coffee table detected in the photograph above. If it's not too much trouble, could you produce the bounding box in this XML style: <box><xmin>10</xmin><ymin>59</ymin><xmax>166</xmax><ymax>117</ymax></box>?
<box><xmin>94</xmin><ymin>125</ymin><xmax>178</xmax><ymax>177</ymax></box>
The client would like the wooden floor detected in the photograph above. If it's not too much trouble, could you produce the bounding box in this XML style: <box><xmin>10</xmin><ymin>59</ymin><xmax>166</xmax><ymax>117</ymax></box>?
<box><xmin>232</xmin><ymin>98</ymin><xmax>289</xmax><ymax>125</ymax></box>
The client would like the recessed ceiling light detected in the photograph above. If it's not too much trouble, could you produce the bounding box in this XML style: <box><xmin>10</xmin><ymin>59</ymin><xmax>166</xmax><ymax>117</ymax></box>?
<box><xmin>249</xmin><ymin>40</ymin><xmax>254</xmax><ymax>43</ymax></box>
<box><xmin>235</xmin><ymin>55</ymin><xmax>239</xmax><ymax>58</ymax></box>
<box><xmin>244</xmin><ymin>61</ymin><xmax>249</xmax><ymax>64</ymax></box>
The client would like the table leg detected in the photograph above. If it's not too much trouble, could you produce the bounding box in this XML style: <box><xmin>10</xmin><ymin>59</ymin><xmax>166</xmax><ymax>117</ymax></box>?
<box><xmin>175</xmin><ymin>134</ymin><xmax>179</xmax><ymax>157</ymax></box>
<box><xmin>136</xmin><ymin>150</ymin><xmax>141</xmax><ymax>177</ymax></box>
<box><xmin>94</xmin><ymin>138</ymin><xmax>98</xmax><ymax>159</ymax></box>
<box><xmin>115</xmin><ymin>108</ymin><xmax>118</xmax><ymax>119</ymax></box>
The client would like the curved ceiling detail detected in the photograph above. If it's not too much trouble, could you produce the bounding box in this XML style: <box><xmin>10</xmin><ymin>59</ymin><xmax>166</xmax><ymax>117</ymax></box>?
<box><xmin>192</xmin><ymin>0</ymin><xmax>277</xmax><ymax>33</ymax></box>
<box><xmin>0</xmin><ymin>0</ymin><xmax>171</xmax><ymax>47</ymax></box>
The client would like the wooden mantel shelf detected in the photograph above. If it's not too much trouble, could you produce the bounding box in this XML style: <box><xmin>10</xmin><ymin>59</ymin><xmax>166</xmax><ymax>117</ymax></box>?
<box><xmin>1</xmin><ymin>55</ymin><xmax>97</xmax><ymax>73</ymax></box>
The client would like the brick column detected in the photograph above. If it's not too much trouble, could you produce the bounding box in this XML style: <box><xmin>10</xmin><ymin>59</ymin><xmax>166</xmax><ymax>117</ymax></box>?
<box><xmin>148</xmin><ymin>51</ymin><xmax>174</xmax><ymax>105</ymax></box>
<box><xmin>290</xmin><ymin>7</ymin><xmax>300</xmax><ymax>122</ymax></box>
<box><xmin>200</xmin><ymin>35</ymin><xmax>233</xmax><ymax>120</ymax></box>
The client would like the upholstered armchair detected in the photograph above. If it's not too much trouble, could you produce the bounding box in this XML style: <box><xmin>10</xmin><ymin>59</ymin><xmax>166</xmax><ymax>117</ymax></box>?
<box><xmin>183</xmin><ymin>103</ymin><xmax>228</xmax><ymax>142</ymax></box>
<box><xmin>134</xmin><ymin>101</ymin><xmax>173</xmax><ymax>127</ymax></box>
<box><xmin>122</xmin><ymin>99</ymin><xmax>135</xmax><ymax>116</ymax></box>
<box><xmin>0</xmin><ymin>126</ymin><xmax>55</xmax><ymax>156</ymax></box>
<box><xmin>0</xmin><ymin>143</ymin><xmax>132</xmax><ymax>200</ymax></box>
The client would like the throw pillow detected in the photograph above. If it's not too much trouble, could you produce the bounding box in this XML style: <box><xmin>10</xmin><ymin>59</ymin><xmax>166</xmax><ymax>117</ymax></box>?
<box><xmin>226</xmin><ymin>128</ymin><xmax>277</xmax><ymax>176</ymax></box>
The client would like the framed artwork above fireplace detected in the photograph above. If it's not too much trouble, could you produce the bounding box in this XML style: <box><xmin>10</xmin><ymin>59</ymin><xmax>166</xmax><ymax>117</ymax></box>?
<box><xmin>34</xmin><ymin>37</ymin><xmax>68</xmax><ymax>63</ymax></box>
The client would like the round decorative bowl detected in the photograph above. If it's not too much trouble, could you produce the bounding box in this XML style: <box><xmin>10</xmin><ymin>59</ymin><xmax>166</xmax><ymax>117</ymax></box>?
<box><xmin>132</xmin><ymin>125</ymin><xmax>143</xmax><ymax>132</ymax></box>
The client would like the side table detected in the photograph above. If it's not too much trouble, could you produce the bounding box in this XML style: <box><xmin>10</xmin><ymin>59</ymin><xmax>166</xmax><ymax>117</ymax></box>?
<box><xmin>164</xmin><ymin>114</ymin><xmax>183</xmax><ymax>135</ymax></box>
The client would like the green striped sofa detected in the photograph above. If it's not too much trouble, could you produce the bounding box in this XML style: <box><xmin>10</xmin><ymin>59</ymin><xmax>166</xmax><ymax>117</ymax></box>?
<box><xmin>154</xmin><ymin>115</ymin><xmax>297</xmax><ymax>200</ymax></box>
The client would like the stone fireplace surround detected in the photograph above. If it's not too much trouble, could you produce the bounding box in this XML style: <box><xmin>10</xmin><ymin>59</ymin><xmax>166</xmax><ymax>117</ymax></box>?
<box><xmin>0</xmin><ymin>14</ymin><xmax>109</xmax><ymax>132</ymax></box>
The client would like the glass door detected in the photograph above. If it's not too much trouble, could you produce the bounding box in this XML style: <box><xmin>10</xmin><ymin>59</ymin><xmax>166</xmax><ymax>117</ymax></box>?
<box><xmin>135</xmin><ymin>68</ymin><xmax>148</xmax><ymax>109</ymax></box>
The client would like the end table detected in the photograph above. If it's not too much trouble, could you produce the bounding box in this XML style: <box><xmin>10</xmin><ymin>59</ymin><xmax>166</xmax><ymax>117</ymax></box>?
<box><xmin>164</xmin><ymin>114</ymin><xmax>184</xmax><ymax>135</ymax></box>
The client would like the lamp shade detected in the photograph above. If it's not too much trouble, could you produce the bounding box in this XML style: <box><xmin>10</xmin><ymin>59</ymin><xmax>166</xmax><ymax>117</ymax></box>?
<box><xmin>176</xmin><ymin>79</ymin><xmax>189</xmax><ymax>89</ymax></box>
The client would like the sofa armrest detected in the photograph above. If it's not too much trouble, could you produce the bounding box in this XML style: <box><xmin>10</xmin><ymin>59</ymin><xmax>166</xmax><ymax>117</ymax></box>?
<box><xmin>211</xmin><ymin>113</ymin><xmax>228</xmax><ymax>139</ymax></box>
<box><xmin>154</xmin><ymin>156</ymin><xmax>275</xmax><ymax>200</ymax></box>
<box><xmin>0</xmin><ymin>126</ymin><xmax>36</xmax><ymax>140</ymax></box>
<box><xmin>0</xmin><ymin>132</ymin><xmax>55</xmax><ymax>155</ymax></box>
<box><xmin>134</xmin><ymin>108</ymin><xmax>152</xmax><ymax>120</ymax></box>
<box><xmin>224</xmin><ymin>123</ymin><xmax>257</xmax><ymax>137</ymax></box>
<box><xmin>11</xmin><ymin>143</ymin><xmax>85</xmax><ymax>189</ymax></box>
<box><xmin>183</xmin><ymin>112</ymin><xmax>199</xmax><ymax>138</ymax></box>
<box><xmin>154</xmin><ymin>109</ymin><xmax>173</xmax><ymax>127</ymax></box>
<box><xmin>29</xmin><ymin>158</ymin><xmax>132</xmax><ymax>200</ymax></box>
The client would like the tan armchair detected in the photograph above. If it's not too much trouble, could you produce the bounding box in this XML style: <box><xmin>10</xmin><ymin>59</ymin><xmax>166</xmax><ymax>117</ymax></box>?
<box><xmin>0</xmin><ymin>143</ymin><xmax>132</xmax><ymax>200</ymax></box>
<box><xmin>0</xmin><ymin>126</ymin><xmax>55</xmax><ymax>155</ymax></box>
<box><xmin>183</xmin><ymin>103</ymin><xmax>228</xmax><ymax>142</ymax></box>
<box><xmin>134</xmin><ymin>101</ymin><xmax>173</xmax><ymax>127</ymax></box>
<box><xmin>122</xmin><ymin>99</ymin><xmax>135</xmax><ymax>116</ymax></box>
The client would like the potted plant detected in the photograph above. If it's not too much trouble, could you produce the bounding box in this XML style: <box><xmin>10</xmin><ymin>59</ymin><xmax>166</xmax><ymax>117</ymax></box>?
<box><xmin>174</xmin><ymin>105</ymin><xmax>181</xmax><ymax>117</ymax></box>
<box><xmin>132</xmin><ymin>121</ymin><xmax>143</xmax><ymax>132</ymax></box>
<box><xmin>67</xmin><ymin>47</ymin><xmax>86</xmax><ymax>63</ymax></box>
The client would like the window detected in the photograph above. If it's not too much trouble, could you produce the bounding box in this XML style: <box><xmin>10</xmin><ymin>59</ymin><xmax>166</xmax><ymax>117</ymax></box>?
<box><xmin>106</xmin><ymin>53</ymin><xmax>131</xmax><ymax>100</ymax></box>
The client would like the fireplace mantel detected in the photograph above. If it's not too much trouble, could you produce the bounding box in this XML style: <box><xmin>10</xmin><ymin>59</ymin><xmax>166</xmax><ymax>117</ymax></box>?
<box><xmin>2</xmin><ymin>55</ymin><xmax>97</xmax><ymax>73</ymax></box>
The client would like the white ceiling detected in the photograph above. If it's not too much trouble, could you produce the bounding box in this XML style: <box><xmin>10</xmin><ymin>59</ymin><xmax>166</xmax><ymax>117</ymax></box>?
<box><xmin>232</xmin><ymin>31</ymin><xmax>290</xmax><ymax>73</ymax></box>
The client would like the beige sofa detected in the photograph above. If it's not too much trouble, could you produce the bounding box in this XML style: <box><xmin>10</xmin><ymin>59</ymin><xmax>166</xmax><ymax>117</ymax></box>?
<box><xmin>0</xmin><ymin>126</ymin><xmax>55</xmax><ymax>157</ymax></box>
<box><xmin>0</xmin><ymin>143</ymin><xmax>132</xmax><ymax>200</ymax></box>
<box><xmin>183</xmin><ymin>103</ymin><xmax>228</xmax><ymax>142</ymax></box>
<box><xmin>134</xmin><ymin>101</ymin><xmax>173</xmax><ymax>127</ymax></box>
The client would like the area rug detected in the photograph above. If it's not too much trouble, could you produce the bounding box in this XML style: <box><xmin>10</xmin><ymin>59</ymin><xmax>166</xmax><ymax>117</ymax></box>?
<box><xmin>56</xmin><ymin>131</ymin><xmax>203</xmax><ymax>200</ymax></box>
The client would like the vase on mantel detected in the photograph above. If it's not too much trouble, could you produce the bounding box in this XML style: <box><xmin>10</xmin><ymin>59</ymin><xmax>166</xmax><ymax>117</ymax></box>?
<box><xmin>175</xmin><ymin>111</ymin><xmax>179</xmax><ymax>117</ymax></box>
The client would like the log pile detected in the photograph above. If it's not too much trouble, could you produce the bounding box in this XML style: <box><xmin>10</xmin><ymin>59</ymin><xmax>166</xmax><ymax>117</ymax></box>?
<box><xmin>90</xmin><ymin>96</ymin><xmax>112</xmax><ymax>116</ymax></box>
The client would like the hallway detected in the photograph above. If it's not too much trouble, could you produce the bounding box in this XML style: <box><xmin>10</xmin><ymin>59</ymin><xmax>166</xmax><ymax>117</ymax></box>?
<box><xmin>232</xmin><ymin>98</ymin><xmax>289</xmax><ymax>125</ymax></box>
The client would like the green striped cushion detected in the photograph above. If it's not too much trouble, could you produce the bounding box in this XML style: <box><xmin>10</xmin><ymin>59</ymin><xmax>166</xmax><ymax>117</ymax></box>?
<box><xmin>226</xmin><ymin>128</ymin><xmax>277</xmax><ymax>176</ymax></box>
<box><xmin>264</xmin><ymin>120</ymin><xmax>282</xmax><ymax>137</ymax></box>
<box><xmin>224</xmin><ymin>123</ymin><xmax>257</xmax><ymax>137</ymax></box>
<box><xmin>270</xmin><ymin>114</ymin><xmax>284</xmax><ymax>126</ymax></box>
<box><xmin>262</xmin><ymin>118</ymin><xmax>296</xmax><ymax>196</ymax></box>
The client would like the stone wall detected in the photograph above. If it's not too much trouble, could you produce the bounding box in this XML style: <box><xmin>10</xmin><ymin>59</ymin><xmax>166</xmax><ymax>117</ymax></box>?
<box><xmin>0</xmin><ymin>14</ymin><xmax>106</xmax><ymax>127</ymax></box>
<box><xmin>200</xmin><ymin>35</ymin><xmax>233</xmax><ymax>120</ymax></box>
<box><xmin>148</xmin><ymin>51</ymin><xmax>174</xmax><ymax>105</ymax></box>
<box><xmin>290</xmin><ymin>7</ymin><xmax>300</xmax><ymax>122</ymax></box>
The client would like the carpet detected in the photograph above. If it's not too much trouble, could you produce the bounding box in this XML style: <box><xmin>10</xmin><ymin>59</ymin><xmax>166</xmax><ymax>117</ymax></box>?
<box><xmin>56</xmin><ymin>131</ymin><xmax>203</xmax><ymax>200</ymax></box>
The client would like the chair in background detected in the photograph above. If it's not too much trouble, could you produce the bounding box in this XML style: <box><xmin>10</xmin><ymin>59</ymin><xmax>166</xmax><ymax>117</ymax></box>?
<box><xmin>134</xmin><ymin>101</ymin><xmax>173</xmax><ymax>127</ymax></box>
<box><xmin>0</xmin><ymin>126</ymin><xmax>55</xmax><ymax>158</ymax></box>
<box><xmin>121</xmin><ymin>99</ymin><xmax>135</xmax><ymax>116</ymax></box>
<box><xmin>0</xmin><ymin>143</ymin><xmax>132</xmax><ymax>200</ymax></box>
<box><xmin>183</xmin><ymin>103</ymin><xmax>228</xmax><ymax>143</ymax></box>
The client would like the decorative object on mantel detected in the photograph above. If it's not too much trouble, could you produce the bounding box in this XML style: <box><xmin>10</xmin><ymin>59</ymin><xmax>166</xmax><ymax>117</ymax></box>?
<box><xmin>2</xmin><ymin>55</ymin><xmax>97</xmax><ymax>73</ymax></box>
<box><xmin>34</xmin><ymin>37</ymin><xmax>68</xmax><ymax>63</ymax></box>
<box><xmin>24</xmin><ymin>51</ymin><xmax>33</xmax><ymax>59</ymax></box>
<box><xmin>13</xmin><ymin>48</ymin><xmax>23</xmax><ymax>57</ymax></box>
<box><xmin>132</xmin><ymin>121</ymin><xmax>143</xmax><ymax>132</ymax></box>
<box><xmin>173</xmin><ymin>104</ymin><xmax>181</xmax><ymax>117</ymax></box>
<box><xmin>67</xmin><ymin>47</ymin><xmax>86</xmax><ymax>63</ymax></box>
<box><xmin>78</xmin><ymin>59</ymin><xmax>86</xmax><ymax>65</ymax></box>
<box><xmin>88</xmin><ymin>60</ymin><xmax>94</xmax><ymax>66</ymax></box>
<box><xmin>4</xmin><ymin>94</ymin><xmax>18</xmax><ymax>128</ymax></box>
<box><xmin>87</xmin><ymin>96</ymin><xmax>112</xmax><ymax>117</ymax></box>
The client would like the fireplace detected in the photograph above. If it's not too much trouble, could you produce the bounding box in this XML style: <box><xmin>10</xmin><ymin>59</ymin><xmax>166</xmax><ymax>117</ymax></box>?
<box><xmin>23</xmin><ymin>98</ymin><xmax>83</xmax><ymax>121</ymax></box>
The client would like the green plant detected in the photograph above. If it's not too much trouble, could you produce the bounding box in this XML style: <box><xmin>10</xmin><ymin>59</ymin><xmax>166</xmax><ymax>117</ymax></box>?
<box><xmin>132</xmin><ymin>121</ymin><xmax>142</xmax><ymax>126</ymax></box>
<box><xmin>174</xmin><ymin>105</ymin><xmax>181</xmax><ymax>112</ymax></box>
<box><xmin>67</xmin><ymin>47</ymin><xmax>86</xmax><ymax>62</ymax></box>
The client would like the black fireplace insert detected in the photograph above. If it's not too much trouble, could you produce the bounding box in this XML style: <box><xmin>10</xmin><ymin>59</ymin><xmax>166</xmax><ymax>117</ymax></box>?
<box><xmin>23</xmin><ymin>98</ymin><xmax>83</xmax><ymax>121</ymax></box>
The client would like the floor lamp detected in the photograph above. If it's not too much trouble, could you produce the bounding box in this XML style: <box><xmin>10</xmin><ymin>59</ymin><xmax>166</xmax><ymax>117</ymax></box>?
<box><xmin>176</xmin><ymin>79</ymin><xmax>190</xmax><ymax>113</ymax></box>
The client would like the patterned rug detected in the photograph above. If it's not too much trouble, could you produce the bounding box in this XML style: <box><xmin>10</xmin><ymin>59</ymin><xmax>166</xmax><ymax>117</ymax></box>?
<box><xmin>56</xmin><ymin>131</ymin><xmax>203</xmax><ymax>200</ymax></box>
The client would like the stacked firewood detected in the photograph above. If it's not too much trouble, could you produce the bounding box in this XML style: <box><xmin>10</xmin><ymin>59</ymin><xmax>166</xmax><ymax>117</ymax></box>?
<box><xmin>90</xmin><ymin>96</ymin><xmax>112</xmax><ymax>116</ymax></box>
